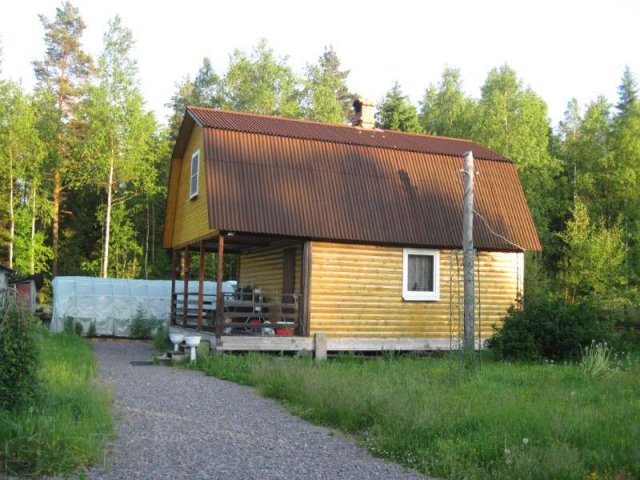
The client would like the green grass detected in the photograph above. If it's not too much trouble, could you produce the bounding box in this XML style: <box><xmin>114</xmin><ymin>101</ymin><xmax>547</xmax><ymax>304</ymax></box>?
<box><xmin>193</xmin><ymin>353</ymin><xmax>640</xmax><ymax>479</ymax></box>
<box><xmin>0</xmin><ymin>332</ymin><xmax>113</xmax><ymax>476</ymax></box>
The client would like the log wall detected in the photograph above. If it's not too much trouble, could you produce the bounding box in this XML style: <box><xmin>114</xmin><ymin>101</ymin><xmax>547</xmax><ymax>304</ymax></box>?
<box><xmin>238</xmin><ymin>242</ymin><xmax>302</xmax><ymax>302</ymax></box>
<box><xmin>308</xmin><ymin>242</ymin><xmax>523</xmax><ymax>339</ymax></box>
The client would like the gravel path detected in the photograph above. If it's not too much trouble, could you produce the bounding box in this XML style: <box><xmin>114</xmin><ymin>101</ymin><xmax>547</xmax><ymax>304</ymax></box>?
<box><xmin>90</xmin><ymin>341</ymin><xmax>426</xmax><ymax>480</ymax></box>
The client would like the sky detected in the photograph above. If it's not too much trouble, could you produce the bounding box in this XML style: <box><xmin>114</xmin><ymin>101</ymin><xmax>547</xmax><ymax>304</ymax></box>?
<box><xmin>1</xmin><ymin>0</ymin><xmax>639</xmax><ymax>127</ymax></box>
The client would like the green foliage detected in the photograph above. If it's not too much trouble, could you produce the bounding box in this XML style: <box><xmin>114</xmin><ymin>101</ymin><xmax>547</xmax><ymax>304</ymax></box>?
<box><xmin>487</xmin><ymin>293</ymin><xmax>615</xmax><ymax>361</ymax></box>
<box><xmin>191</xmin><ymin>354</ymin><xmax>640</xmax><ymax>479</ymax></box>
<box><xmin>0</xmin><ymin>300</ymin><xmax>41</xmax><ymax>410</ymax></box>
<box><xmin>153</xmin><ymin>321</ymin><xmax>169</xmax><ymax>350</ymax></box>
<box><xmin>63</xmin><ymin>315</ymin><xmax>74</xmax><ymax>334</ymax></box>
<box><xmin>473</xmin><ymin>64</ymin><xmax>563</xmax><ymax>247</ymax></box>
<box><xmin>420</xmin><ymin>66</ymin><xmax>475</xmax><ymax>138</ymax></box>
<box><xmin>88</xmin><ymin>320</ymin><xmax>97</xmax><ymax>337</ymax></box>
<box><xmin>33</xmin><ymin>1</ymin><xmax>93</xmax><ymax>276</ymax></box>
<box><xmin>191</xmin><ymin>57</ymin><xmax>222</xmax><ymax>109</ymax></box>
<box><xmin>0</xmin><ymin>80</ymin><xmax>47</xmax><ymax>274</ymax></box>
<box><xmin>189</xmin><ymin>352</ymin><xmax>259</xmax><ymax>385</ymax></box>
<box><xmin>376</xmin><ymin>82</ymin><xmax>423</xmax><ymax>133</ymax></box>
<box><xmin>302</xmin><ymin>46</ymin><xmax>353</xmax><ymax>123</ymax></box>
<box><xmin>558</xmin><ymin>198</ymin><xmax>627</xmax><ymax>304</ymax></box>
<box><xmin>129</xmin><ymin>306</ymin><xmax>162</xmax><ymax>339</ymax></box>
<box><xmin>78</xmin><ymin>16</ymin><xmax>158</xmax><ymax>279</ymax></box>
<box><xmin>129</xmin><ymin>307</ymin><xmax>150</xmax><ymax>339</ymax></box>
<box><xmin>63</xmin><ymin>316</ymin><xmax>84</xmax><ymax>336</ymax></box>
<box><xmin>0</xmin><ymin>331</ymin><xmax>113</xmax><ymax>476</ymax></box>
<box><xmin>222</xmin><ymin>39</ymin><xmax>301</xmax><ymax>118</ymax></box>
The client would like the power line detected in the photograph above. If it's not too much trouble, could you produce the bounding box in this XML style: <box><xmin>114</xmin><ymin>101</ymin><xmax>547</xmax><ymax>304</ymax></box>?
<box><xmin>473</xmin><ymin>208</ymin><xmax>526</xmax><ymax>252</ymax></box>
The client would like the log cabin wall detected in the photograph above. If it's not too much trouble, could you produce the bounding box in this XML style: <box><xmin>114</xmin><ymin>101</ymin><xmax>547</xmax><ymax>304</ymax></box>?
<box><xmin>237</xmin><ymin>242</ymin><xmax>302</xmax><ymax>302</ymax></box>
<box><xmin>308</xmin><ymin>241</ymin><xmax>522</xmax><ymax>339</ymax></box>
<box><xmin>166</xmin><ymin>125</ymin><xmax>215</xmax><ymax>248</ymax></box>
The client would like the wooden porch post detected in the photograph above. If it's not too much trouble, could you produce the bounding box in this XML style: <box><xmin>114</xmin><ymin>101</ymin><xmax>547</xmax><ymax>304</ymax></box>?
<box><xmin>170</xmin><ymin>249</ymin><xmax>177</xmax><ymax>325</ymax></box>
<box><xmin>197</xmin><ymin>240</ymin><xmax>205</xmax><ymax>331</ymax></box>
<box><xmin>299</xmin><ymin>240</ymin><xmax>312</xmax><ymax>336</ymax></box>
<box><xmin>182</xmin><ymin>246</ymin><xmax>190</xmax><ymax>328</ymax></box>
<box><xmin>215</xmin><ymin>233</ymin><xmax>225</xmax><ymax>343</ymax></box>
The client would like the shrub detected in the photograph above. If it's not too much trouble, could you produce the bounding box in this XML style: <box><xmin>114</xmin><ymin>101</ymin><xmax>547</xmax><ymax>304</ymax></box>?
<box><xmin>153</xmin><ymin>321</ymin><xmax>169</xmax><ymax>350</ymax></box>
<box><xmin>63</xmin><ymin>315</ymin><xmax>75</xmax><ymax>334</ymax></box>
<box><xmin>88</xmin><ymin>320</ymin><xmax>97</xmax><ymax>337</ymax></box>
<box><xmin>73</xmin><ymin>320</ymin><xmax>83</xmax><ymax>336</ymax></box>
<box><xmin>0</xmin><ymin>300</ymin><xmax>41</xmax><ymax>410</ymax></box>
<box><xmin>487</xmin><ymin>293</ymin><xmax>615</xmax><ymax>361</ymax></box>
<box><xmin>129</xmin><ymin>307</ymin><xmax>164</xmax><ymax>340</ymax></box>
<box><xmin>130</xmin><ymin>307</ymin><xmax>151</xmax><ymax>339</ymax></box>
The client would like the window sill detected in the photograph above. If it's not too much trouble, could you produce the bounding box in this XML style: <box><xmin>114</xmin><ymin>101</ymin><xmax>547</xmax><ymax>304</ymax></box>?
<box><xmin>402</xmin><ymin>293</ymin><xmax>439</xmax><ymax>302</ymax></box>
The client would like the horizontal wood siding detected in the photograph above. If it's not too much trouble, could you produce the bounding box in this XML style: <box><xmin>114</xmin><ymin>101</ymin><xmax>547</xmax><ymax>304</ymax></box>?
<box><xmin>170</xmin><ymin>125</ymin><xmax>215</xmax><ymax>247</ymax></box>
<box><xmin>238</xmin><ymin>243</ymin><xmax>302</xmax><ymax>302</ymax></box>
<box><xmin>309</xmin><ymin>242</ymin><xmax>522</xmax><ymax>339</ymax></box>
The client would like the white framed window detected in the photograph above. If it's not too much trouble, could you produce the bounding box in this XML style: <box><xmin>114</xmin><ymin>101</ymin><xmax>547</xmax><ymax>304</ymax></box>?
<box><xmin>402</xmin><ymin>248</ymin><xmax>440</xmax><ymax>301</ymax></box>
<box><xmin>189</xmin><ymin>150</ymin><xmax>200</xmax><ymax>199</ymax></box>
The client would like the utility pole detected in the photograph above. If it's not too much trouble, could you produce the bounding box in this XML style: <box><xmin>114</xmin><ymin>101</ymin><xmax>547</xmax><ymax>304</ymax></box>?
<box><xmin>462</xmin><ymin>151</ymin><xmax>475</xmax><ymax>351</ymax></box>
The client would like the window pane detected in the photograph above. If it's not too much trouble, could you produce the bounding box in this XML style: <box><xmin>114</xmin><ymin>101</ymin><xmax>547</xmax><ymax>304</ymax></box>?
<box><xmin>408</xmin><ymin>254</ymin><xmax>433</xmax><ymax>292</ymax></box>
<box><xmin>190</xmin><ymin>174</ymin><xmax>198</xmax><ymax>196</ymax></box>
<box><xmin>190</xmin><ymin>153</ymin><xmax>199</xmax><ymax>196</ymax></box>
<box><xmin>191</xmin><ymin>155</ymin><xmax>200</xmax><ymax>175</ymax></box>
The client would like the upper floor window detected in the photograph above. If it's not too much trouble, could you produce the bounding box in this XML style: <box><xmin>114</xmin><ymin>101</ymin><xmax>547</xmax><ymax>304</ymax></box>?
<box><xmin>189</xmin><ymin>150</ymin><xmax>200</xmax><ymax>199</ymax></box>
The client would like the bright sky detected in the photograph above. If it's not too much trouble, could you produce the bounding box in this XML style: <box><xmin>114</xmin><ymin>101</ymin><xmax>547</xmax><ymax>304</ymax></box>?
<box><xmin>2</xmin><ymin>0</ymin><xmax>638</xmax><ymax>127</ymax></box>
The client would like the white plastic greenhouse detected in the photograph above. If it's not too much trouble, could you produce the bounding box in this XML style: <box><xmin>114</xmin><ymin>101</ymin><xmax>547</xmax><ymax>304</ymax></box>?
<box><xmin>50</xmin><ymin>276</ymin><xmax>236</xmax><ymax>337</ymax></box>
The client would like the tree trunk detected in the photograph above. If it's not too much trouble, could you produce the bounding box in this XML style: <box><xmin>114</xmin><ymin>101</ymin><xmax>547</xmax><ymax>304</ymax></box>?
<box><xmin>151</xmin><ymin>201</ymin><xmax>155</xmax><ymax>263</ymax></box>
<box><xmin>144</xmin><ymin>198</ymin><xmax>150</xmax><ymax>279</ymax></box>
<box><xmin>30</xmin><ymin>182</ymin><xmax>37</xmax><ymax>274</ymax></box>
<box><xmin>52</xmin><ymin>169</ymin><xmax>61</xmax><ymax>276</ymax></box>
<box><xmin>8</xmin><ymin>149</ymin><xmax>14</xmax><ymax>269</ymax></box>
<box><xmin>101</xmin><ymin>156</ymin><xmax>115</xmax><ymax>278</ymax></box>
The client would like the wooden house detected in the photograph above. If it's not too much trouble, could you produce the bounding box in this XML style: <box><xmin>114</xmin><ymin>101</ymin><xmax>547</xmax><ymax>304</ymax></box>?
<box><xmin>163</xmin><ymin>100</ymin><xmax>540</xmax><ymax>354</ymax></box>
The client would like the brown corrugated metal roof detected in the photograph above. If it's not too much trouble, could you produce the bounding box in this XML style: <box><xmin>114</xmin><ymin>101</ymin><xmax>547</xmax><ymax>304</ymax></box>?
<box><xmin>188</xmin><ymin>107</ymin><xmax>509</xmax><ymax>162</ymax></box>
<box><xmin>185</xmin><ymin>107</ymin><xmax>540</xmax><ymax>251</ymax></box>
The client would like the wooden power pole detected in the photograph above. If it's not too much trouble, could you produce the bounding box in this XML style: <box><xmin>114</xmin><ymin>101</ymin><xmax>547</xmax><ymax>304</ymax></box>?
<box><xmin>462</xmin><ymin>151</ymin><xmax>475</xmax><ymax>351</ymax></box>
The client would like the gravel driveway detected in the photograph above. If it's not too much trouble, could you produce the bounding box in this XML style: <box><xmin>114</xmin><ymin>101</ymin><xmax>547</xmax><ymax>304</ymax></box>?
<box><xmin>90</xmin><ymin>341</ymin><xmax>426</xmax><ymax>480</ymax></box>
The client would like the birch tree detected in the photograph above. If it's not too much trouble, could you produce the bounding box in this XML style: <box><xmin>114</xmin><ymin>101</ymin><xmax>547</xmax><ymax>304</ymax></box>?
<box><xmin>420</xmin><ymin>67</ymin><xmax>475</xmax><ymax>138</ymax></box>
<box><xmin>222</xmin><ymin>39</ymin><xmax>302</xmax><ymax>117</ymax></box>
<box><xmin>0</xmin><ymin>82</ymin><xmax>45</xmax><ymax>272</ymax></box>
<box><xmin>80</xmin><ymin>16</ymin><xmax>157</xmax><ymax>278</ymax></box>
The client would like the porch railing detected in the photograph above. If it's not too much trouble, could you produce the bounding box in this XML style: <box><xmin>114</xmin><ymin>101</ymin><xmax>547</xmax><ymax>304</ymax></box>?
<box><xmin>171</xmin><ymin>290</ymin><xmax>299</xmax><ymax>335</ymax></box>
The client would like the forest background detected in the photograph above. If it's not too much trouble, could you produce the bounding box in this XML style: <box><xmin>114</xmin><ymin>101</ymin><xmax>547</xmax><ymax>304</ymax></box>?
<box><xmin>1</xmin><ymin>2</ymin><xmax>639</xmax><ymax>312</ymax></box>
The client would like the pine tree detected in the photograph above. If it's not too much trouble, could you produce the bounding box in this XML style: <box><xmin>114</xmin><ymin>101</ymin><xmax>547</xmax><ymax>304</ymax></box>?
<box><xmin>33</xmin><ymin>1</ymin><xmax>92</xmax><ymax>276</ymax></box>
<box><xmin>610</xmin><ymin>67</ymin><xmax>640</xmax><ymax>281</ymax></box>
<box><xmin>377</xmin><ymin>82</ymin><xmax>422</xmax><ymax>133</ymax></box>
<box><xmin>616</xmin><ymin>65</ymin><xmax>638</xmax><ymax>116</ymax></box>
<box><xmin>192</xmin><ymin>57</ymin><xmax>222</xmax><ymax>108</ymax></box>
<box><xmin>302</xmin><ymin>46</ymin><xmax>352</xmax><ymax>123</ymax></box>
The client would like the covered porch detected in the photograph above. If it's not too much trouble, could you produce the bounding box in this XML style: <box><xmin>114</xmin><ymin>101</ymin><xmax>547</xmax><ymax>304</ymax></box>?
<box><xmin>169</xmin><ymin>231</ymin><xmax>311</xmax><ymax>344</ymax></box>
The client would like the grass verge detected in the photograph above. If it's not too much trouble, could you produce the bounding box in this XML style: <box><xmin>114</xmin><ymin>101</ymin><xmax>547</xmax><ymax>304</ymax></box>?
<box><xmin>0</xmin><ymin>331</ymin><xmax>113</xmax><ymax>476</ymax></box>
<box><xmin>192</xmin><ymin>353</ymin><xmax>640</xmax><ymax>479</ymax></box>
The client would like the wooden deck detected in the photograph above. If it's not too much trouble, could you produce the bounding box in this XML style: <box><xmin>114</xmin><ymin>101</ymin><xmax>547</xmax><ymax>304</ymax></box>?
<box><xmin>169</xmin><ymin>325</ymin><xmax>481</xmax><ymax>359</ymax></box>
